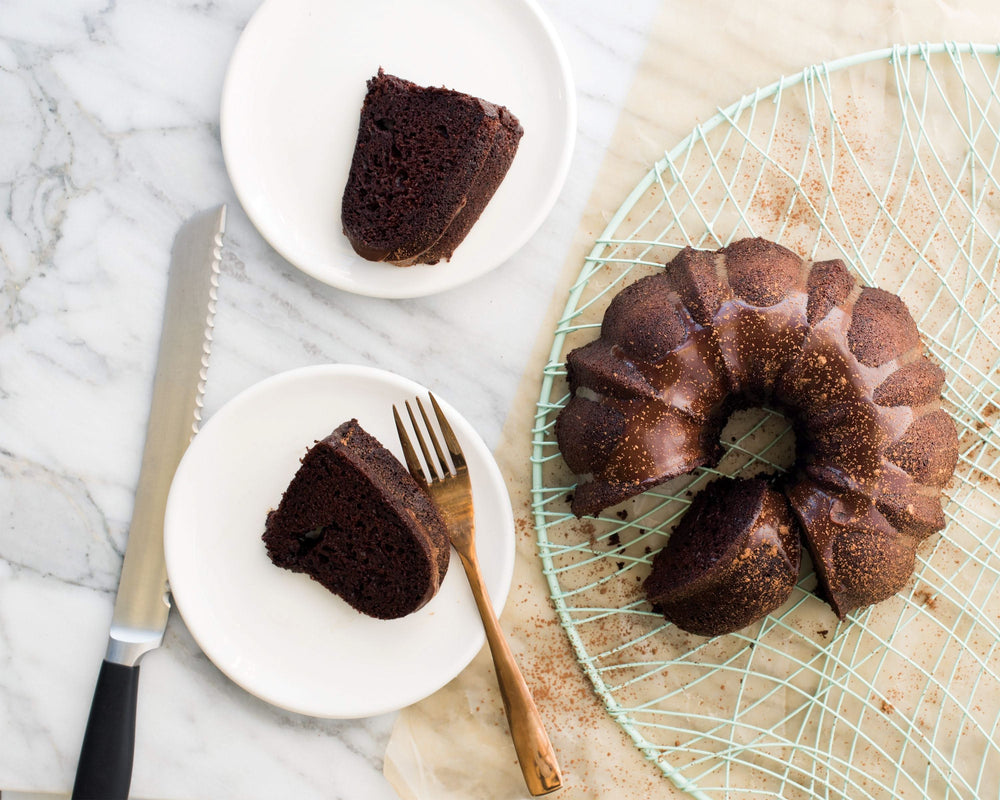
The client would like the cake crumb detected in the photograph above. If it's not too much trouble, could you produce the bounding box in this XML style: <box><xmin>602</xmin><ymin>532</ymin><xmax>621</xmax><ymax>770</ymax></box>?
<box><xmin>914</xmin><ymin>587</ymin><xmax>939</xmax><ymax>610</ymax></box>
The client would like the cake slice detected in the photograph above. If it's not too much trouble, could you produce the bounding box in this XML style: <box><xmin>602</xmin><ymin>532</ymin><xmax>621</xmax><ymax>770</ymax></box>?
<box><xmin>262</xmin><ymin>419</ymin><xmax>450</xmax><ymax>619</ymax></box>
<box><xmin>341</xmin><ymin>69</ymin><xmax>523</xmax><ymax>266</ymax></box>
<box><xmin>645</xmin><ymin>477</ymin><xmax>801</xmax><ymax>636</ymax></box>
<box><xmin>418</xmin><ymin>104</ymin><xmax>523</xmax><ymax>264</ymax></box>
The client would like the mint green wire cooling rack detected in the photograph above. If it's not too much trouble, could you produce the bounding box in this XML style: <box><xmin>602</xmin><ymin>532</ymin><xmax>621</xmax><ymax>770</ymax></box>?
<box><xmin>531</xmin><ymin>43</ymin><xmax>1000</xmax><ymax>799</ymax></box>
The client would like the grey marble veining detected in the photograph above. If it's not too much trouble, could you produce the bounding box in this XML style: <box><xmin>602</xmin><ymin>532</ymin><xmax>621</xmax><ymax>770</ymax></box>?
<box><xmin>0</xmin><ymin>0</ymin><xmax>661</xmax><ymax>796</ymax></box>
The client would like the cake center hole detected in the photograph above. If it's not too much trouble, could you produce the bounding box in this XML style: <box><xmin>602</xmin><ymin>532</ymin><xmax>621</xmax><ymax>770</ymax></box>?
<box><xmin>717</xmin><ymin>406</ymin><xmax>797</xmax><ymax>476</ymax></box>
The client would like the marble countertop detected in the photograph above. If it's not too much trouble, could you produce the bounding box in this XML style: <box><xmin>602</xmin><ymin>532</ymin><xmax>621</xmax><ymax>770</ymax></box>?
<box><xmin>0</xmin><ymin>0</ymin><xmax>662</xmax><ymax>797</ymax></box>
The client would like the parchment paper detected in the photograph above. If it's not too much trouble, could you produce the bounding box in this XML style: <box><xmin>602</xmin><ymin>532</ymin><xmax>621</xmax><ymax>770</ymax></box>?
<box><xmin>384</xmin><ymin>1</ymin><xmax>1000</xmax><ymax>797</ymax></box>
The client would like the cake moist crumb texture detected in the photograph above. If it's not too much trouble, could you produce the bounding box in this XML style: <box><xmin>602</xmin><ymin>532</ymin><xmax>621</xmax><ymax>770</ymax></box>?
<box><xmin>556</xmin><ymin>237</ymin><xmax>959</xmax><ymax>628</ymax></box>
<box><xmin>341</xmin><ymin>69</ymin><xmax>523</xmax><ymax>267</ymax></box>
<box><xmin>262</xmin><ymin>419</ymin><xmax>450</xmax><ymax>619</ymax></box>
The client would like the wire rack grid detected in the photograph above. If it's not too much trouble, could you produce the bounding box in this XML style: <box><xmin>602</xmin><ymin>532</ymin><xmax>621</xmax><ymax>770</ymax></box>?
<box><xmin>531</xmin><ymin>43</ymin><xmax>1000</xmax><ymax>799</ymax></box>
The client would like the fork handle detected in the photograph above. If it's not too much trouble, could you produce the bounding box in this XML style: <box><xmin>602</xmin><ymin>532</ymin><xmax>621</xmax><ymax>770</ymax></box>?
<box><xmin>457</xmin><ymin>548</ymin><xmax>563</xmax><ymax>796</ymax></box>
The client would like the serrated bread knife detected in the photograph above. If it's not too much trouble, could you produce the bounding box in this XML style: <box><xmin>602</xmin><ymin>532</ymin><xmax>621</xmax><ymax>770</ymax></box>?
<box><xmin>71</xmin><ymin>206</ymin><xmax>227</xmax><ymax>800</ymax></box>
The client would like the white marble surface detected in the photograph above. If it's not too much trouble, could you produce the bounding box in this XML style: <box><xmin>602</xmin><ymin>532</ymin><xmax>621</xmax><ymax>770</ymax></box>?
<box><xmin>0</xmin><ymin>0</ymin><xmax>661</xmax><ymax>797</ymax></box>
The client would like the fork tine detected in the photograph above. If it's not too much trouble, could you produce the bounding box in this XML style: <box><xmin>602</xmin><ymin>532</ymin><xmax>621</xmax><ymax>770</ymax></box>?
<box><xmin>405</xmin><ymin>400</ymin><xmax>443</xmax><ymax>481</ymax></box>
<box><xmin>429</xmin><ymin>393</ymin><xmax>467</xmax><ymax>470</ymax></box>
<box><xmin>393</xmin><ymin>405</ymin><xmax>428</xmax><ymax>487</ymax></box>
<box><xmin>416</xmin><ymin>397</ymin><xmax>452</xmax><ymax>477</ymax></box>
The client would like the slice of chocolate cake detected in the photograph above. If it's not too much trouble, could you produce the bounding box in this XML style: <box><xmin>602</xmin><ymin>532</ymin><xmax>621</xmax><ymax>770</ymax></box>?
<box><xmin>645</xmin><ymin>476</ymin><xmax>801</xmax><ymax>637</ymax></box>
<box><xmin>341</xmin><ymin>69</ymin><xmax>523</xmax><ymax>266</ymax></box>
<box><xmin>263</xmin><ymin>419</ymin><xmax>450</xmax><ymax>619</ymax></box>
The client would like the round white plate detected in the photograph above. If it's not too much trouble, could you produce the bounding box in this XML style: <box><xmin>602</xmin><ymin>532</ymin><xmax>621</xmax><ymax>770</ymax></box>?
<box><xmin>220</xmin><ymin>0</ymin><xmax>576</xmax><ymax>298</ymax></box>
<box><xmin>164</xmin><ymin>364</ymin><xmax>516</xmax><ymax>718</ymax></box>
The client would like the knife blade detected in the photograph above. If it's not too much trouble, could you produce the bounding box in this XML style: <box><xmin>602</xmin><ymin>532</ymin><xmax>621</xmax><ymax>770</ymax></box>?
<box><xmin>71</xmin><ymin>205</ymin><xmax>226</xmax><ymax>800</ymax></box>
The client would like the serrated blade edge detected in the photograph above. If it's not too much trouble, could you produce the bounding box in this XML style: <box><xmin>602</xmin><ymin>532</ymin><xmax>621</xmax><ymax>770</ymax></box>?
<box><xmin>193</xmin><ymin>212</ymin><xmax>224</xmax><ymax>437</ymax></box>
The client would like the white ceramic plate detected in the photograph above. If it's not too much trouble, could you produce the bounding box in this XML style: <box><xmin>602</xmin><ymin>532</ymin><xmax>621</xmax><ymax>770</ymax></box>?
<box><xmin>163</xmin><ymin>365</ymin><xmax>516</xmax><ymax>718</ymax></box>
<box><xmin>220</xmin><ymin>0</ymin><xmax>576</xmax><ymax>298</ymax></box>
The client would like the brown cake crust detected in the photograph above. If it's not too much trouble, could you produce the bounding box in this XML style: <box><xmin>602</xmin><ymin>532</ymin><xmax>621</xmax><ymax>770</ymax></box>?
<box><xmin>556</xmin><ymin>237</ymin><xmax>958</xmax><ymax>623</ymax></box>
<box><xmin>553</xmin><ymin>396</ymin><xmax>626</xmax><ymax>475</ymax></box>
<box><xmin>262</xmin><ymin>419</ymin><xmax>450</xmax><ymax>619</ymax></box>
<box><xmin>601</xmin><ymin>272</ymin><xmax>691</xmax><ymax>361</ymax></box>
<box><xmin>806</xmin><ymin>258</ymin><xmax>854</xmax><ymax>325</ymax></box>
<box><xmin>847</xmin><ymin>287</ymin><xmax>921</xmax><ymax>367</ymax></box>
<box><xmin>786</xmin><ymin>479</ymin><xmax>917</xmax><ymax>618</ymax></box>
<box><xmin>419</xmin><ymin>105</ymin><xmax>523</xmax><ymax>264</ymax></box>
<box><xmin>665</xmin><ymin>247</ymin><xmax>728</xmax><ymax>325</ymax></box>
<box><xmin>722</xmin><ymin>237</ymin><xmax>802</xmax><ymax>307</ymax></box>
<box><xmin>874</xmin><ymin>359</ymin><xmax>946</xmax><ymax>406</ymax></box>
<box><xmin>885</xmin><ymin>409</ymin><xmax>960</xmax><ymax>486</ymax></box>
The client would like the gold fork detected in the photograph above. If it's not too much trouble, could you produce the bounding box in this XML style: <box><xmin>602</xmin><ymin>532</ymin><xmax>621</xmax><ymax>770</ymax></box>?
<box><xmin>394</xmin><ymin>394</ymin><xmax>563</xmax><ymax>796</ymax></box>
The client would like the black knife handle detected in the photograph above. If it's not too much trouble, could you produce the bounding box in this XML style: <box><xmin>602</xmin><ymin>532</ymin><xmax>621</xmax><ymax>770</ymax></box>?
<box><xmin>72</xmin><ymin>659</ymin><xmax>140</xmax><ymax>800</ymax></box>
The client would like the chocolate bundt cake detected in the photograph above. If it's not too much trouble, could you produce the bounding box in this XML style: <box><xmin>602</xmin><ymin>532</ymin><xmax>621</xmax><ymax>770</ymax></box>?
<box><xmin>644</xmin><ymin>477</ymin><xmax>801</xmax><ymax>636</ymax></box>
<box><xmin>341</xmin><ymin>69</ymin><xmax>523</xmax><ymax>266</ymax></box>
<box><xmin>556</xmin><ymin>237</ymin><xmax>958</xmax><ymax>621</ymax></box>
<box><xmin>262</xmin><ymin>419</ymin><xmax>450</xmax><ymax>619</ymax></box>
